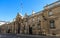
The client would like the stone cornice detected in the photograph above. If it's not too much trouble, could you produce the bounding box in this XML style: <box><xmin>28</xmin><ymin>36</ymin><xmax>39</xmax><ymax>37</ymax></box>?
<box><xmin>44</xmin><ymin>0</ymin><xmax>60</xmax><ymax>9</ymax></box>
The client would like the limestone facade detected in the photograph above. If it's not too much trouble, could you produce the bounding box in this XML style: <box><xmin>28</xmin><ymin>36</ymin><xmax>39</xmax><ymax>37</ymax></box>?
<box><xmin>1</xmin><ymin>0</ymin><xmax>60</xmax><ymax>36</ymax></box>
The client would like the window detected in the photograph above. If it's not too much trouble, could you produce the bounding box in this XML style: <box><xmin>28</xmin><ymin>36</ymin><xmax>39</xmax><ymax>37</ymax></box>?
<box><xmin>50</xmin><ymin>20</ymin><xmax>55</xmax><ymax>29</ymax></box>
<box><xmin>32</xmin><ymin>24</ymin><xmax>35</xmax><ymax>26</ymax></box>
<box><xmin>43</xmin><ymin>16</ymin><xmax>47</xmax><ymax>20</ymax></box>
<box><xmin>52</xmin><ymin>33</ymin><xmax>56</xmax><ymax>35</ymax></box>
<box><xmin>48</xmin><ymin>12</ymin><xmax>53</xmax><ymax>16</ymax></box>
<box><xmin>37</xmin><ymin>21</ymin><xmax>41</xmax><ymax>30</ymax></box>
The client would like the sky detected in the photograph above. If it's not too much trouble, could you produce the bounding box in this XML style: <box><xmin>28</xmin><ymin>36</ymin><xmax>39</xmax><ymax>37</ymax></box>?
<box><xmin>0</xmin><ymin>0</ymin><xmax>58</xmax><ymax>21</ymax></box>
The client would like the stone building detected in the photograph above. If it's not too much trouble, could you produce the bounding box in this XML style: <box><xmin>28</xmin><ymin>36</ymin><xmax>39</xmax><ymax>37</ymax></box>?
<box><xmin>1</xmin><ymin>0</ymin><xmax>60</xmax><ymax>36</ymax></box>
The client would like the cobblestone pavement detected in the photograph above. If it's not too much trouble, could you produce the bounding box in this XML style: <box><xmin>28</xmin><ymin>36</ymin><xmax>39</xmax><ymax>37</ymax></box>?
<box><xmin>0</xmin><ymin>34</ymin><xmax>60</xmax><ymax>38</ymax></box>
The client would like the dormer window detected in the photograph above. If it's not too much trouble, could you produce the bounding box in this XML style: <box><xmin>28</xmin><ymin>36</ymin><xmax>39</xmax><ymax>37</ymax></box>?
<box><xmin>48</xmin><ymin>11</ymin><xmax>53</xmax><ymax>16</ymax></box>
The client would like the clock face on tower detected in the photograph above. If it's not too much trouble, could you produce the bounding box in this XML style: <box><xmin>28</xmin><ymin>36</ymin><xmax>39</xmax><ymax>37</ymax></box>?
<box><xmin>48</xmin><ymin>11</ymin><xmax>53</xmax><ymax>16</ymax></box>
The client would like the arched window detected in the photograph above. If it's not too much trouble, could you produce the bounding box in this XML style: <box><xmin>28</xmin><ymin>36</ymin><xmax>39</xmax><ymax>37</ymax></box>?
<box><xmin>50</xmin><ymin>20</ymin><xmax>55</xmax><ymax>29</ymax></box>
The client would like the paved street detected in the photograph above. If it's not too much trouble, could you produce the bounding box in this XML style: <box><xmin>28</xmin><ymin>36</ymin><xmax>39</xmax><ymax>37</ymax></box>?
<box><xmin>0</xmin><ymin>34</ymin><xmax>17</xmax><ymax>38</ymax></box>
<box><xmin>0</xmin><ymin>34</ymin><xmax>60</xmax><ymax>38</ymax></box>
